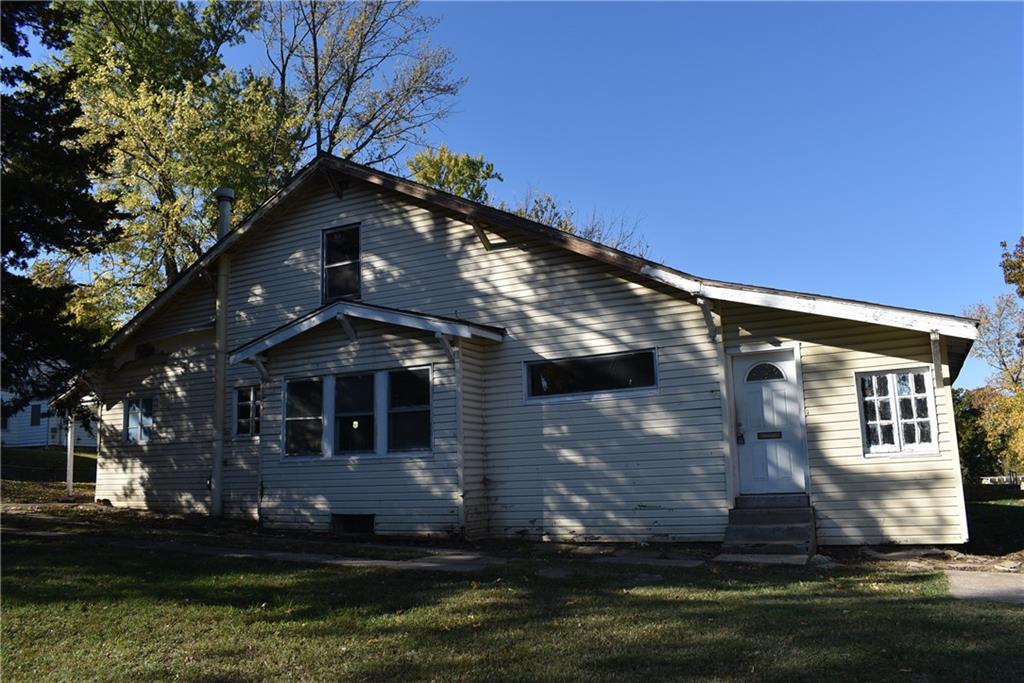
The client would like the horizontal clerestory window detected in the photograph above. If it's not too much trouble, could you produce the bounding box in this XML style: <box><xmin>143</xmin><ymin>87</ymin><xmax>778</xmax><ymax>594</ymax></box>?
<box><xmin>525</xmin><ymin>349</ymin><xmax>658</xmax><ymax>400</ymax></box>
<box><xmin>856</xmin><ymin>369</ymin><xmax>937</xmax><ymax>455</ymax></box>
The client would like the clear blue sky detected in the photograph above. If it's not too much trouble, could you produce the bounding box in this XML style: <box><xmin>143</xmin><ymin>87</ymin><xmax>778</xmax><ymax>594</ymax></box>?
<box><xmin>225</xmin><ymin>2</ymin><xmax>1023</xmax><ymax>388</ymax></box>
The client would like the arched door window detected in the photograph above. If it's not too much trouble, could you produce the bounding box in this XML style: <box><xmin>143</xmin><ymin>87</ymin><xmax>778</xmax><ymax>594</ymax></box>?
<box><xmin>745</xmin><ymin>362</ymin><xmax>785</xmax><ymax>382</ymax></box>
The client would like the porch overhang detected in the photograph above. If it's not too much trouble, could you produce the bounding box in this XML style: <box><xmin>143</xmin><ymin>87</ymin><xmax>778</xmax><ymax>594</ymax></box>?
<box><xmin>228</xmin><ymin>300</ymin><xmax>505</xmax><ymax>366</ymax></box>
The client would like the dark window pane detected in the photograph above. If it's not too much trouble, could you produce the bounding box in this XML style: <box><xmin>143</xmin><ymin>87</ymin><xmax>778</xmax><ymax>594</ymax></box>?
<box><xmin>876</xmin><ymin>375</ymin><xmax>889</xmax><ymax>396</ymax></box>
<box><xmin>915</xmin><ymin>397</ymin><xmax>928</xmax><ymax>418</ymax></box>
<box><xmin>389</xmin><ymin>410</ymin><xmax>430</xmax><ymax>451</ymax></box>
<box><xmin>746</xmin><ymin>363</ymin><xmax>784</xmax><ymax>382</ymax></box>
<box><xmin>30</xmin><ymin>404</ymin><xmax>41</xmax><ymax>426</ymax></box>
<box><xmin>285</xmin><ymin>419</ymin><xmax>322</xmax><ymax>456</ymax></box>
<box><xmin>878</xmin><ymin>400</ymin><xmax>891</xmax><ymax>420</ymax></box>
<box><xmin>237</xmin><ymin>418</ymin><xmax>251</xmax><ymax>436</ymax></box>
<box><xmin>913</xmin><ymin>373</ymin><xmax>927</xmax><ymax>394</ymax></box>
<box><xmin>860</xmin><ymin>376</ymin><xmax>874</xmax><ymax>397</ymax></box>
<box><xmin>325</xmin><ymin>263</ymin><xmax>359</xmax><ymax>299</ymax></box>
<box><xmin>903</xmin><ymin>422</ymin><xmax>916</xmax><ymax>444</ymax></box>
<box><xmin>336</xmin><ymin>374</ymin><xmax>374</xmax><ymax>413</ymax></box>
<box><xmin>286</xmin><ymin>380</ymin><xmax>322</xmax><ymax>418</ymax></box>
<box><xmin>325</xmin><ymin>228</ymin><xmax>359</xmax><ymax>263</ymax></box>
<box><xmin>863</xmin><ymin>401</ymin><xmax>877</xmax><ymax>421</ymax></box>
<box><xmin>390</xmin><ymin>369</ymin><xmax>430</xmax><ymax>408</ymax></box>
<box><xmin>237</xmin><ymin>403</ymin><xmax>251</xmax><ymax>421</ymax></box>
<box><xmin>252</xmin><ymin>416</ymin><xmax>260</xmax><ymax>436</ymax></box>
<box><xmin>528</xmin><ymin>351</ymin><xmax>656</xmax><ymax>398</ymax></box>
<box><xmin>918</xmin><ymin>421</ymin><xmax>932</xmax><ymax>443</ymax></box>
<box><xmin>880</xmin><ymin>424</ymin><xmax>895</xmax><ymax>445</ymax></box>
<box><xmin>866</xmin><ymin>425</ymin><xmax>879</xmax><ymax>446</ymax></box>
<box><xmin>336</xmin><ymin>414</ymin><xmax>375</xmax><ymax>452</ymax></box>
<box><xmin>237</xmin><ymin>388</ymin><xmax>250</xmax><ymax>404</ymax></box>
<box><xmin>898</xmin><ymin>398</ymin><xmax>913</xmax><ymax>419</ymax></box>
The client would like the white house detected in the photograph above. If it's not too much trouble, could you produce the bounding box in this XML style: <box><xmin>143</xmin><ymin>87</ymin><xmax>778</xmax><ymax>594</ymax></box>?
<box><xmin>78</xmin><ymin>154</ymin><xmax>977</xmax><ymax>556</ymax></box>
<box><xmin>1</xmin><ymin>393</ymin><xmax>97</xmax><ymax>450</ymax></box>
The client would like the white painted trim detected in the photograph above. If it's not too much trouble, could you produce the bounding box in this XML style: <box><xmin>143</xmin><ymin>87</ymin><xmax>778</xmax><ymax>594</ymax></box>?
<box><xmin>854</xmin><ymin>366</ymin><xmax>941</xmax><ymax>458</ymax></box>
<box><xmin>710</xmin><ymin>307</ymin><xmax>739</xmax><ymax>504</ymax></box>
<box><xmin>230</xmin><ymin>301</ymin><xmax>504</xmax><ymax>365</ymax></box>
<box><xmin>930</xmin><ymin>332</ymin><xmax>944</xmax><ymax>387</ymax></box>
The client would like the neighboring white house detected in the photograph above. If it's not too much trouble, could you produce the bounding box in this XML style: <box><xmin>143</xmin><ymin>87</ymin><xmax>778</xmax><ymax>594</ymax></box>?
<box><xmin>76</xmin><ymin>154</ymin><xmax>977</xmax><ymax>554</ymax></box>
<box><xmin>1</xmin><ymin>393</ymin><xmax>97</xmax><ymax>450</ymax></box>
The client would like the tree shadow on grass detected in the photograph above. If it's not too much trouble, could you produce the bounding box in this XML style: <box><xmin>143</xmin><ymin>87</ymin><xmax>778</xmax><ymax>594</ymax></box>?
<box><xmin>4</xmin><ymin>536</ymin><xmax>1024</xmax><ymax>682</ymax></box>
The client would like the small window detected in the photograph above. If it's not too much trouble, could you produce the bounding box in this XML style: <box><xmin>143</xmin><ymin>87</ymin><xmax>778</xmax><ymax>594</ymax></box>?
<box><xmin>30</xmin><ymin>404</ymin><xmax>42</xmax><ymax>426</ymax></box>
<box><xmin>746</xmin><ymin>363</ymin><xmax>784</xmax><ymax>382</ymax></box>
<box><xmin>235</xmin><ymin>386</ymin><xmax>261</xmax><ymax>437</ymax></box>
<box><xmin>125</xmin><ymin>398</ymin><xmax>154</xmax><ymax>444</ymax></box>
<box><xmin>335</xmin><ymin>373</ymin><xmax>375</xmax><ymax>453</ymax></box>
<box><xmin>857</xmin><ymin>369</ymin><xmax>936</xmax><ymax>455</ymax></box>
<box><xmin>323</xmin><ymin>225</ymin><xmax>360</xmax><ymax>301</ymax></box>
<box><xmin>388</xmin><ymin>368</ymin><xmax>431</xmax><ymax>451</ymax></box>
<box><xmin>526</xmin><ymin>350</ymin><xmax>657</xmax><ymax>399</ymax></box>
<box><xmin>1</xmin><ymin>414</ymin><xmax>8</xmax><ymax>430</ymax></box>
<box><xmin>284</xmin><ymin>379</ymin><xmax>323</xmax><ymax>456</ymax></box>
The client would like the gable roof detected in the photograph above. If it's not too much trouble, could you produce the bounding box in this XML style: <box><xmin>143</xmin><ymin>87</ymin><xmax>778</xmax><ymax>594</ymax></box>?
<box><xmin>229</xmin><ymin>300</ymin><xmax>505</xmax><ymax>366</ymax></box>
<box><xmin>105</xmin><ymin>153</ymin><xmax>978</xmax><ymax>369</ymax></box>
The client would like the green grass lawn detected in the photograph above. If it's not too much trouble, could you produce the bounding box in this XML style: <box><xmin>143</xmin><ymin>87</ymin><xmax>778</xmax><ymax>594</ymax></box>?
<box><xmin>0</xmin><ymin>479</ymin><xmax>96</xmax><ymax>504</ymax></box>
<box><xmin>3</xmin><ymin>532</ymin><xmax>1023</xmax><ymax>683</ymax></box>
<box><xmin>1</xmin><ymin>447</ymin><xmax>97</xmax><ymax>482</ymax></box>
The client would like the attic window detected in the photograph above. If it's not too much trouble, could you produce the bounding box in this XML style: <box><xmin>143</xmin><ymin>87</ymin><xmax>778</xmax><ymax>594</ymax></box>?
<box><xmin>323</xmin><ymin>224</ymin><xmax>360</xmax><ymax>301</ymax></box>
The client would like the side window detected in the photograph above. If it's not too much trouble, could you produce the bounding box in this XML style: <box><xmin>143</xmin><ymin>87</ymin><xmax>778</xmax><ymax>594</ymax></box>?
<box><xmin>284</xmin><ymin>379</ymin><xmax>323</xmax><ymax>456</ymax></box>
<box><xmin>235</xmin><ymin>386</ymin><xmax>261</xmax><ymax>437</ymax></box>
<box><xmin>322</xmin><ymin>225</ymin><xmax>360</xmax><ymax>301</ymax></box>
<box><xmin>388</xmin><ymin>368</ymin><xmax>431</xmax><ymax>452</ymax></box>
<box><xmin>30</xmin><ymin>404</ymin><xmax>42</xmax><ymax>426</ymax></box>
<box><xmin>857</xmin><ymin>369</ymin><xmax>936</xmax><ymax>455</ymax></box>
<box><xmin>125</xmin><ymin>398</ymin><xmax>155</xmax><ymax>444</ymax></box>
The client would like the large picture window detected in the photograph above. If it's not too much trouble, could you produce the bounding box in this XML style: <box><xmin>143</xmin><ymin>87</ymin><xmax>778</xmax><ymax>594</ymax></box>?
<box><xmin>285</xmin><ymin>379</ymin><xmax>323</xmax><ymax>456</ymax></box>
<box><xmin>125</xmin><ymin>398</ymin><xmax>154</xmax><ymax>444</ymax></box>
<box><xmin>856</xmin><ymin>369</ymin><xmax>937</xmax><ymax>455</ymax></box>
<box><xmin>335</xmin><ymin>373</ymin><xmax>375</xmax><ymax>453</ymax></box>
<box><xmin>388</xmin><ymin>368</ymin><xmax>431</xmax><ymax>451</ymax></box>
<box><xmin>235</xmin><ymin>386</ymin><xmax>261</xmax><ymax>437</ymax></box>
<box><xmin>322</xmin><ymin>225</ymin><xmax>360</xmax><ymax>301</ymax></box>
<box><xmin>526</xmin><ymin>350</ymin><xmax>657</xmax><ymax>400</ymax></box>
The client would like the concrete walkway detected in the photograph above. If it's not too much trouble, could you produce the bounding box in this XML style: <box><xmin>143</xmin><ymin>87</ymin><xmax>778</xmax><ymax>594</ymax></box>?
<box><xmin>946</xmin><ymin>570</ymin><xmax>1024</xmax><ymax>605</ymax></box>
<box><xmin>2</xmin><ymin>527</ymin><xmax>505</xmax><ymax>574</ymax></box>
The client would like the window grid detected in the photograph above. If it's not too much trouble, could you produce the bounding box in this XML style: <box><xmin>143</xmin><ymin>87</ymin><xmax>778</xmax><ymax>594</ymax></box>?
<box><xmin>857</xmin><ymin>369</ymin><xmax>936</xmax><ymax>455</ymax></box>
<box><xmin>335</xmin><ymin>373</ymin><xmax>375</xmax><ymax>454</ymax></box>
<box><xmin>284</xmin><ymin>379</ymin><xmax>323</xmax><ymax>457</ymax></box>
<box><xmin>388</xmin><ymin>368</ymin><xmax>431</xmax><ymax>452</ymax></box>
<box><xmin>322</xmin><ymin>225</ymin><xmax>360</xmax><ymax>301</ymax></box>
<box><xmin>125</xmin><ymin>398</ymin><xmax>154</xmax><ymax>444</ymax></box>
<box><xmin>235</xmin><ymin>386</ymin><xmax>261</xmax><ymax>437</ymax></box>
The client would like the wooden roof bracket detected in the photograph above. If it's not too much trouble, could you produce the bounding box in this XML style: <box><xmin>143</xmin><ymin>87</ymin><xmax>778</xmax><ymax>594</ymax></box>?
<box><xmin>323</xmin><ymin>168</ymin><xmax>349</xmax><ymax>200</ymax></box>
<box><xmin>336</xmin><ymin>314</ymin><xmax>358</xmax><ymax>342</ymax></box>
<box><xmin>469</xmin><ymin>220</ymin><xmax>494</xmax><ymax>251</ymax></box>
<box><xmin>249</xmin><ymin>355</ymin><xmax>272</xmax><ymax>382</ymax></box>
<box><xmin>930</xmin><ymin>331</ymin><xmax>944</xmax><ymax>387</ymax></box>
<box><xmin>697</xmin><ymin>296</ymin><xmax>718</xmax><ymax>344</ymax></box>
<box><xmin>436</xmin><ymin>333</ymin><xmax>456</xmax><ymax>363</ymax></box>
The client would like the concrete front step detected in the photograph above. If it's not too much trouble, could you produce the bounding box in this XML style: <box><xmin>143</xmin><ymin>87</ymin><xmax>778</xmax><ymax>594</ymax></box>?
<box><xmin>723</xmin><ymin>523</ymin><xmax>814</xmax><ymax>544</ymax></box>
<box><xmin>734</xmin><ymin>493</ymin><xmax>809</xmax><ymax>509</ymax></box>
<box><xmin>729</xmin><ymin>507</ymin><xmax>814</xmax><ymax>525</ymax></box>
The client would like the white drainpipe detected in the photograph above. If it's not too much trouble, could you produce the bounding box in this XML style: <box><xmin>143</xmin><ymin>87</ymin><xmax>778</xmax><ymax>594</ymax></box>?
<box><xmin>211</xmin><ymin>186</ymin><xmax>234</xmax><ymax>517</ymax></box>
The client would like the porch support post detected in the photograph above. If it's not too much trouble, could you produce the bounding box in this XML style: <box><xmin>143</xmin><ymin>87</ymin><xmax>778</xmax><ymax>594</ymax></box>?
<box><xmin>697</xmin><ymin>296</ymin><xmax>718</xmax><ymax>343</ymax></box>
<box><xmin>708</xmin><ymin>304</ymin><xmax>738</xmax><ymax>504</ymax></box>
<box><xmin>65</xmin><ymin>411</ymin><xmax>75</xmax><ymax>496</ymax></box>
<box><xmin>930</xmin><ymin>331</ymin><xmax>944</xmax><ymax>387</ymax></box>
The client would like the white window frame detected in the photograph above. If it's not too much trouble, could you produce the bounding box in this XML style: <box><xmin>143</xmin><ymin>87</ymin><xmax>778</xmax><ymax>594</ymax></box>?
<box><xmin>522</xmin><ymin>348</ymin><xmax>660</xmax><ymax>404</ymax></box>
<box><xmin>123</xmin><ymin>397</ymin><xmax>155</xmax><ymax>444</ymax></box>
<box><xmin>233</xmin><ymin>385</ymin><xmax>261</xmax><ymax>438</ymax></box>
<box><xmin>321</xmin><ymin>223</ymin><xmax>361</xmax><ymax>302</ymax></box>
<box><xmin>855</xmin><ymin>367</ymin><xmax>939</xmax><ymax>457</ymax></box>
<box><xmin>280</xmin><ymin>366</ymin><xmax>434</xmax><ymax>461</ymax></box>
<box><xmin>386</xmin><ymin>366</ymin><xmax>433</xmax><ymax>454</ymax></box>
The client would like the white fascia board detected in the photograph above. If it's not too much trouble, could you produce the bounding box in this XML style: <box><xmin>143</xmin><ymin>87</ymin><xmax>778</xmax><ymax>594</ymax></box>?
<box><xmin>637</xmin><ymin>263</ymin><xmax>976</xmax><ymax>341</ymax></box>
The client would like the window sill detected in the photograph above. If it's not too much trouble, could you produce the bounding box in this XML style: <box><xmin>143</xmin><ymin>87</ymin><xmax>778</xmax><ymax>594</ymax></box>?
<box><xmin>524</xmin><ymin>387</ymin><xmax>660</xmax><ymax>406</ymax></box>
<box><xmin>863</xmin><ymin>450</ymin><xmax>943</xmax><ymax>460</ymax></box>
<box><xmin>280</xmin><ymin>451</ymin><xmax>434</xmax><ymax>464</ymax></box>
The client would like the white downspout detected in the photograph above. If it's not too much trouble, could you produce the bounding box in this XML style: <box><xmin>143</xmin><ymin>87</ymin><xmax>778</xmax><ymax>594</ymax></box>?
<box><xmin>211</xmin><ymin>187</ymin><xmax>235</xmax><ymax>517</ymax></box>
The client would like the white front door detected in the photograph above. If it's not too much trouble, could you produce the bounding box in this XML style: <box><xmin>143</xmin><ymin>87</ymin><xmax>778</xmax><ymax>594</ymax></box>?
<box><xmin>732</xmin><ymin>350</ymin><xmax>807</xmax><ymax>494</ymax></box>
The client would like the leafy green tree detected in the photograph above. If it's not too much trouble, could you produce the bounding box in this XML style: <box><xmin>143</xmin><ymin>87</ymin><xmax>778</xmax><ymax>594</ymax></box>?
<box><xmin>35</xmin><ymin>1</ymin><xmax>303</xmax><ymax>327</ymax></box>
<box><xmin>407</xmin><ymin>146</ymin><xmax>502</xmax><ymax>203</ymax></box>
<box><xmin>1001</xmin><ymin>236</ymin><xmax>1024</xmax><ymax>300</ymax></box>
<box><xmin>953</xmin><ymin>388</ymin><xmax>1003</xmax><ymax>482</ymax></box>
<box><xmin>1</xmin><ymin>1</ymin><xmax>123</xmax><ymax>413</ymax></box>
